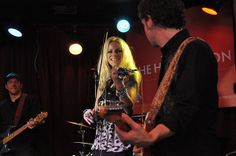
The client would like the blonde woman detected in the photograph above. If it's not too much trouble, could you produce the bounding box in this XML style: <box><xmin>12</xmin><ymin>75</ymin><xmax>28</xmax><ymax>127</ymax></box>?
<box><xmin>83</xmin><ymin>36</ymin><xmax>141</xmax><ymax>156</ymax></box>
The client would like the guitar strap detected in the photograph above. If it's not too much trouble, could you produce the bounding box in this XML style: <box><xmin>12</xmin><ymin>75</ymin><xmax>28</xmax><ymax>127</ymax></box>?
<box><xmin>13</xmin><ymin>93</ymin><xmax>28</xmax><ymax>126</ymax></box>
<box><xmin>145</xmin><ymin>37</ymin><xmax>198</xmax><ymax>125</ymax></box>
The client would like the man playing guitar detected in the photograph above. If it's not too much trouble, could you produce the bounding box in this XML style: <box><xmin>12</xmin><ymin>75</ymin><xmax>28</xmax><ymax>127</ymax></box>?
<box><xmin>115</xmin><ymin>0</ymin><xmax>220</xmax><ymax>156</ymax></box>
<box><xmin>0</xmin><ymin>72</ymin><xmax>43</xmax><ymax>156</ymax></box>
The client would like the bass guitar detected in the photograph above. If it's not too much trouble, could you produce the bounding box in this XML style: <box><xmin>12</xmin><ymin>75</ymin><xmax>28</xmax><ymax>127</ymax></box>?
<box><xmin>0</xmin><ymin>112</ymin><xmax>48</xmax><ymax>155</ymax></box>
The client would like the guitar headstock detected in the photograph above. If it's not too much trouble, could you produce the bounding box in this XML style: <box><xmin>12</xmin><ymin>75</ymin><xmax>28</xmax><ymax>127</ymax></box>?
<box><xmin>34</xmin><ymin>112</ymin><xmax>48</xmax><ymax>123</ymax></box>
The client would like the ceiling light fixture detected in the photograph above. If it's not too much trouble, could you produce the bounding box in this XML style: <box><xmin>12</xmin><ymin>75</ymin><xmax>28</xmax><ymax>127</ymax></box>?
<box><xmin>202</xmin><ymin>0</ymin><xmax>223</xmax><ymax>15</ymax></box>
<box><xmin>116</xmin><ymin>18</ymin><xmax>131</xmax><ymax>33</ymax></box>
<box><xmin>7</xmin><ymin>27</ymin><xmax>23</xmax><ymax>38</ymax></box>
<box><xmin>6</xmin><ymin>17</ymin><xmax>24</xmax><ymax>38</ymax></box>
<box><xmin>68</xmin><ymin>25</ymin><xmax>83</xmax><ymax>55</ymax></box>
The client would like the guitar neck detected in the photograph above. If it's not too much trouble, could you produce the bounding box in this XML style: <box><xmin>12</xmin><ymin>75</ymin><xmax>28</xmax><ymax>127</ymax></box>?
<box><xmin>2</xmin><ymin>124</ymin><xmax>28</xmax><ymax>144</ymax></box>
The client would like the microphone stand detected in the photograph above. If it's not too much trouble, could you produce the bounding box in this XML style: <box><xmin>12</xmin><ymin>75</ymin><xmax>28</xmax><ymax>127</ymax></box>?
<box><xmin>96</xmin><ymin>31</ymin><xmax>108</xmax><ymax>156</ymax></box>
<box><xmin>94</xmin><ymin>70</ymin><xmax>99</xmax><ymax>98</ymax></box>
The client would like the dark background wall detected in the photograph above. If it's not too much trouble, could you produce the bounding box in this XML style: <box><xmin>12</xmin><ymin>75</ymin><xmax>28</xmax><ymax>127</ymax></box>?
<box><xmin>0</xmin><ymin>0</ymin><xmax>235</xmax><ymax>156</ymax></box>
<box><xmin>0</xmin><ymin>26</ymin><xmax>118</xmax><ymax>155</ymax></box>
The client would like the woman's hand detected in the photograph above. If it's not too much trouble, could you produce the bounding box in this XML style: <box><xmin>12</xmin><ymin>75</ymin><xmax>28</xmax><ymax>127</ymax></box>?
<box><xmin>111</xmin><ymin>68</ymin><xmax>124</xmax><ymax>90</ymax></box>
<box><xmin>83</xmin><ymin>109</ymin><xmax>94</xmax><ymax>125</ymax></box>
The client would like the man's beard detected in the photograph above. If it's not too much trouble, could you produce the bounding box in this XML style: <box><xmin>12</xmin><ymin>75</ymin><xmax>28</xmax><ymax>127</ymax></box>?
<box><xmin>9</xmin><ymin>90</ymin><xmax>21</xmax><ymax>96</ymax></box>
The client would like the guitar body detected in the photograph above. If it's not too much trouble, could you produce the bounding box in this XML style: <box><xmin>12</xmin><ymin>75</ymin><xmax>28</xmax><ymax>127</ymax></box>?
<box><xmin>0</xmin><ymin>126</ymin><xmax>15</xmax><ymax>156</ymax></box>
<box><xmin>140</xmin><ymin>112</ymin><xmax>156</xmax><ymax>156</ymax></box>
<box><xmin>0</xmin><ymin>143</ymin><xmax>11</xmax><ymax>156</ymax></box>
<box><xmin>140</xmin><ymin>147</ymin><xmax>152</xmax><ymax>156</ymax></box>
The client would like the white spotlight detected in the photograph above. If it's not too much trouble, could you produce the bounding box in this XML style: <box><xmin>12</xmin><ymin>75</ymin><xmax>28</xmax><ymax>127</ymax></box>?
<box><xmin>116</xmin><ymin>19</ymin><xmax>130</xmax><ymax>33</ymax></box>
<box><xmin>69</xmin><ymin>43</ymin><xmax>83</xmax><ymax>55</ymax></box>
<box><xmin>8</xmin><ymin>28</ymin><xmax>23</xmax><ymax>37</ymax></box>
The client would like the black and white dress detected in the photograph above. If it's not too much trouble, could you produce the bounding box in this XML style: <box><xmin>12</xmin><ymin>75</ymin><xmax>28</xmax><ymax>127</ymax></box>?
<box><xmin>91</xmin><ymin>79</ymin><xmax>132</xmax><ymax>155</ymax></box>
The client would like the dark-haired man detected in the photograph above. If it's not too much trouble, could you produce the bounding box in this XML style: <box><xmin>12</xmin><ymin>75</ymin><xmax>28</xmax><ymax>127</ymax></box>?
<box><xmin>115</xmin><ymin>0</ymin><xmax>220</xmax><ymax>155</ymax></box>
<box><xmin>0</xmin><ymin>72</ymin><xmax>41</xmax><ymax>156</ymax></box>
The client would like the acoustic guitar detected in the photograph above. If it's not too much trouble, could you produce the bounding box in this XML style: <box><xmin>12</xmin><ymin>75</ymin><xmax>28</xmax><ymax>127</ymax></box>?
<box><xmin>0</xmin><ymin>112</ymin><xmax>48</xmax><ymax>155</ymax></box>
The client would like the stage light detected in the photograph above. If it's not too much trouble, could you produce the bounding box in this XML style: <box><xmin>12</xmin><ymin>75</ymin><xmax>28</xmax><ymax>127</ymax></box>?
<box><xmin>69</xmin><ymin>25</ymin><xmax>83</xmax><ymax>55</ymax></box>
<box><xmin>202</xmin><ymin>0</ymin><xmax>223</xmax><ymax>15</ymax></box>
<box><xmin>68</xmin><ymin>25</ymin><xmax>83</xmax><ymax>55</ymax></box>
<box><xmin>6</xmin><ymin>17</ymin><xmax>24</xmax><ymax>38</ymax></box>
<box><xmin>116</xmin><ymin>18</ymin><xmax>131</xmax><ymax>33</ymax></box>
<box><xmin>8</xmin><ymin>28</ymin><xmax>23</xmax><ymax>37</ymax></box>
<box><xmin>69</xmin><ymin>43</ymin><xmax>83</xmax><ymax>55</ymax></box>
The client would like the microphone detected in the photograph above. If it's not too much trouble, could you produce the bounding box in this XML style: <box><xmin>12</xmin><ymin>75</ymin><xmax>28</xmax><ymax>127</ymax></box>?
<box><xmin>117</xmin><ymin>68</ymin><xmax>138</xmax><ymax>79</ymax></box>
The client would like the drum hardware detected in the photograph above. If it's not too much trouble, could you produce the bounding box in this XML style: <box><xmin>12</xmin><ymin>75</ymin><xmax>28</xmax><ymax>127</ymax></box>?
<box><xmin>72</xmin><ymin>142</ymin><xmax>93</xmax><ymax>146</ymax></box>
<box><xmin>66</xmin><ymin>121</ymin><xmax>95</xmax><ymax>129</ymax></box>
<box><xmin>71</xmin><ymin>128</ymin><xmax>93</xmax><ymax>156</ymax></box>
<box><xmin>67</xmin><ymin>120</ymin><xmax>94</xmax><ymax>156</ymax></box>
<box><xmin>226</xmin><ymin>150</ymin><xmax>236</xmax><ymax>156</ymax></box>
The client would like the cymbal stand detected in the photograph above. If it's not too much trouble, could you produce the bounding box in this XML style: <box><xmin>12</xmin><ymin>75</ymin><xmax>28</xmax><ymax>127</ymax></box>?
<box><xmin>77</xmin><ymin>128</ymin><xmax>86</xmax><ymax>156</ymax></box>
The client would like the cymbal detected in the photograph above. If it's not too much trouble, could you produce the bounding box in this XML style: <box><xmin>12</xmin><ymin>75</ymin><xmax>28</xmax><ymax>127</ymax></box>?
<box><xmin>66</xmin><ymin>121</ymin><xmax>94</xmax><ymax>129</ymax></box>
<box><xmin>72</xmin><ymin>142</ymin><xmax>93</xmax><ymax>146</ymax></box>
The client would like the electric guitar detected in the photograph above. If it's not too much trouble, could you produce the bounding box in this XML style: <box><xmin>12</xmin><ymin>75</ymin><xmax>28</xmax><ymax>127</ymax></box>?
<box><xmin>95</xmin><ymin>102</ymin><xmax>131</xmax><ymax>132</ymax></box>
<box><xmin>140</xmin><ymin>112</ymin><xmax>154</xmax><ymax>156</ymax></box>
<box><xmin>0</xmin><ymin>112</ymin><xmax>48</xmax><ymax>155</ymax></box>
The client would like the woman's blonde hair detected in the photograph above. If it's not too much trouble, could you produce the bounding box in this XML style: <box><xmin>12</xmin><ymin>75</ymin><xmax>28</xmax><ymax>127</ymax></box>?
<box><xmin>95</xmin><ymin>36</ymin><xmax>141</xmax><ymax>105</ymax></box>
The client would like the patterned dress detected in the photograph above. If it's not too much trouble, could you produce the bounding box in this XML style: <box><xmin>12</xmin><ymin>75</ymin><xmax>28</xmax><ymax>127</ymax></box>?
<box><xmin>91</xmin><ymin>79</ymin><xmax>131</xmax><ymax>153</ymax></box>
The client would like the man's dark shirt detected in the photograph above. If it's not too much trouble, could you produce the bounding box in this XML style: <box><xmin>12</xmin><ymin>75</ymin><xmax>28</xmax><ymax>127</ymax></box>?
<box><xmin>0</xmin><ymin>94</ymin><xmax>40</xmax><ymax>151</ymax></box>
<box><xmin>152</xmin><ymin>29</ymin><xmax>220</xmax><ymax>156</ymax></box>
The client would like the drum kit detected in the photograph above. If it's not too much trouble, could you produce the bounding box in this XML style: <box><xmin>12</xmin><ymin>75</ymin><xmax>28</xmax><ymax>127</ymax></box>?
<box><xmin>66</xmin><ymin>121</ymin><xmax>94</xmax><ymax>156</ymax></box>
<box><xmin>66</xmin><ymin>113</ymin><xmax>145</xmax><ymax>156</ymax></box>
